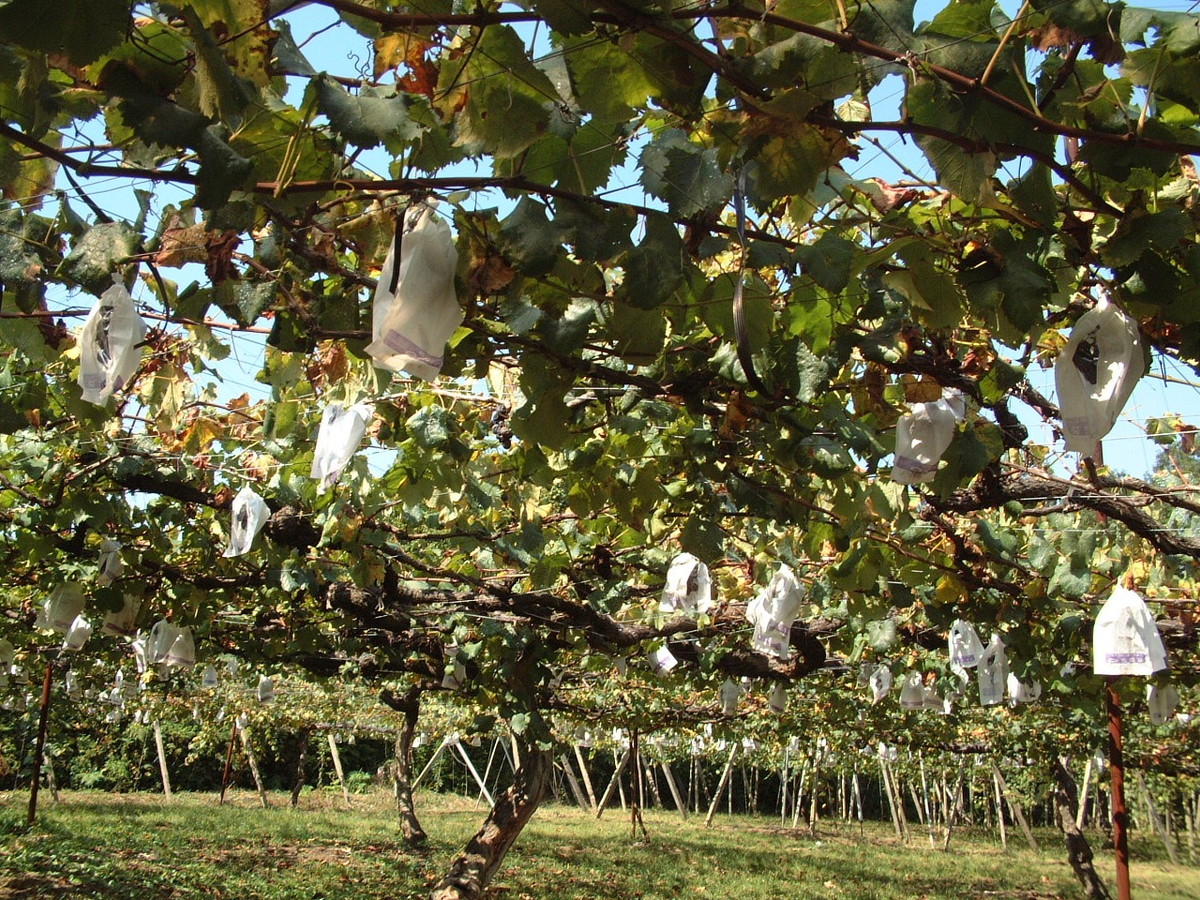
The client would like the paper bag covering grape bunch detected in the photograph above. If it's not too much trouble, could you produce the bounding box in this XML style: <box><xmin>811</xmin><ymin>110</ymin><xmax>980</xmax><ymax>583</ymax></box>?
<box><xmin>1055</xmin><ymin>293</ymin><xmax>1145</xmax><ymax>454</ymax></box>
<box><xmin>367</xmin><ymin>201</ymin><xmax>462</xmax><ymax>381</ymax></box>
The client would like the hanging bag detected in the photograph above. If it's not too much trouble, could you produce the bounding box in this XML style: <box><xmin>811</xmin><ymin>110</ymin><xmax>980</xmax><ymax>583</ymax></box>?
<box><xmin>223</xmin><ymin>486</ymin><xmax>270</xmax><ymax>558</ymax></box>
<box><xmin>311</xmin><ymin>401</ymin><xmax>374</xmax><ymax>490</ymax></box>
<box><xmin>1147</xmin><ymin>683</ymin><xmax>1179</xmax><ymax>725</ymax></box>
<box><xmin>1054</xmin><ymin>293</ymin><xmax>1144</xmax><ymax>453</ymax></box>
<box><xmin>745</xmin><ymin>564</ymin><xmax>804</xmax><ymax>658</ymax></box>
<box><xmin>893</xmin><ymin>389</ymin><xmax>966</xmax><ymax>484</ymax></box>
<box><xmin>948</xmin><ymin>619</ymin><xmax>984</xmax><ymax>669</ymax></box>
<box><xmin>78</xmin><ymin>275</ymin><xmax>148</xmax><ymax>405</ymax></box>
<box><xmin>97</xmin><ymin>539</ymin><xmax>123</xmax><ymax>586</ymax></box>
<box><xmin>101</xmin><ymin>594</ymin><xmax>141</xmax><ymax>637</ymax></box>
<box><xmin>899</xmin><ymin>671</ymin><xmax>926</xmax><ymax>709</ymax></box>
<box><xmin>366</xmin><ymin>202</ymin><xmax>462</xmax><ymax>381</ymax></box>
<box><xmin>977</xmin><ymin>633</ymin><xmax>1008</xmax><ymax>706</ymax></box>
<box><xmin>38</xmin><ymin>583</ymin><xmax>86</xmax><ymax>634</ymax></box>
<box><xmin>62</xmin><ymin>615</ymin><xmax>93</xmax><ymax>651</ymax></box>
<box><xmin>658</xmin><ymin>552</ymin><xmax>713</xmax><ymax>618</ymax></box>
<box><xmin>1093</xmin><ymin>585</ymin><xmax>1168</xmax><ymax>676</ymax></box>
<box><xmin>869</xmin><ymin>664</ymin><xmax>893</xmax><ymax>704</ymax></box>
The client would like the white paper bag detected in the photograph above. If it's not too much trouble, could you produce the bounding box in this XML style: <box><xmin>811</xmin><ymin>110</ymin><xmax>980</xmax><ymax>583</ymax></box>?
<box><xmin>1055</xmin><ymin>293</ymin><xmax>1144</xmax><ymax>454</ymax></box>
<box><xmin>899</xmin><ymin>671</ymin><xmax>925</xmax><ymax>709</ymax></box>
<box><xmin>78</xmin><ymin>276</ymin><xmax>148</xmax><ymax>405</ymax></box>
<box><xmin>201</xmin><ymin>664</ymin><xmax>219</xmax><ymax>689</ymax></box>
<box><xmin>658</xmin><ymin>552</ymin><xmax>713</xmax><ymax>618</ymax></box>
<box><xmin>745</xmin><ymin>564</ymin><xmax>805</xmax><ymax>658</ymax></box>
<box><xmin>1007</xmin><ymin>672</ymin><xmax>1041</xmax><ymax>705</ymax></box>
<box><xmin>311</xmin><ymin>401</ymin><xmax>374</xmax><ymax>490</ymax></box>
<box><xmin>948</xmin><ymin>619</ymin><xmax>984</xmax><ymax>669</ymax></box>
<box><xmin>102</xmin><ymin>594</ymin><xmax>141</xmax><ymax>637</ymax></box>
<box><xmin>257</xmin><ymin>674</ymin><xmax>275</xmax><ymax>703</ymax></box>
<box><xmin>442</xmin><ymin>645</ymin><xmax>466</xmax><ymax>690</ymax></box>
<box><xmin>1093</xmin><ymin>585</ymin><xmax>1168</xmax><ymax>676</ymax></box>
<box><xmin>892</xmin><ymin>388</ymin><xmax>966</xmax><ymax>484</ymax></box>
<box><xmin>768</xmin><ymin>681</ymin><xmax>787</xmax><ymax>713</ymax></box>
<box><xmin>223</xmin><ymin>486</ymin><xmax>270</xmax><ymax>558</ymax></box>
<box><xmin>65</xmin><ymin>669</ymin><xmax>81</xmax><ymax>700</ymax></box>
<box><xmin>869</xmin><ymin>665</ymin><xmax>893</xmax><ymax>704</ymax></box>
<box><xmin>648</xmin><ymin>644</ymin><xmax>678</xmax><ymax>675</ymax></box>
<box><xmin>1147</xmin><ymin>683</ymin><xmax>1180</xmax><ymax>725</ymax></box>
<box><xmin>62</xmin><ymin>615</ymin><xmax>93</xmax><ymax>651</ymax></box>
<box><xmin>719</xmin><ymin>678</ymin><xmax>743</xmax><ymax>715</ymax></box>
<box><xmin>37</xmin><ymin>583</ymin><xmax>86</xmax><ymax>634</ymax></box>
<box><xmin>163</xmin><ymin>626</ymin><xmax>194</xmax><ymax>670</ymax></box>
<box><xmin>366</xmin><ymin>203</ymin><xmax>462</xmax><ymax>381</ymax></box>
<box><xmin>977</xmin><ymin>633</ymin><xmax>1008</xmax><ymax>706</ymax></box>
<box><xmin>97</xmin><ymin>539</ymin><xmax>123</xmax><ymax>586</ymax></box>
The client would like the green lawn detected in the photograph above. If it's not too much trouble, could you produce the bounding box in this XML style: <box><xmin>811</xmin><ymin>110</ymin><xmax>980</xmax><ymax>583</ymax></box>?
<box><xmin>0</xmin><ymin>790</ymin><xmax>1194</xmax><ymax>899</ymax></box>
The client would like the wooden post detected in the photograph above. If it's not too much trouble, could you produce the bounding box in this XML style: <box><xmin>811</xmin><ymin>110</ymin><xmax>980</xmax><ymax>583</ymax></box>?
<box><xmin>880</xmin><ymin>758</ymin><xmax>903</xmax><ymax>840</ymax></box>
<box><xmin>1138</xmin><ymin>771</ymin><xmax>1180</xmax><ymax>864</ymax></box>
<box><xmin>291</xmin><ymin>729</ymin><xmax>311</xmax><ymax>808</ymax></box>
<box><xmin>992</xmin><ymin>767</ymin><xmax>1009</xmax><ymax>851</ymax></box>
<box><xmin>574</xmin><ymin>745</ymin><xmax>598</xmax><ymax>810</ymax></box>
<box><xmin>327</xmin><ymin>733</ymin><xmax>352</xmax><ymax>807</ymax></box>
<box><xmin>704</xmin><ymin>743</ymin><xmax>739</xmax><ymax>828</ymax></box>
<box><xmin>919</xmin><ymin>755</ymin><xmax>936</xmax><ymax>847</ymax></box>
<box><xmin>992</xmin><ymin>764</ymin><xmax>1038</xmax><ymax>851</ymax></box>
<box><xmin>1108</xmin><ymin>682</ymin><xmax>1131</xmax><ymax>900</ymax></box>
<box><xmin>1077</xmin><ymin>755</ymin><xmax>1094</xmax><ymax>828</ymax></box>
<box><xmin>27</xmin><ymin>662</ymin><xmax>52</xmax><ymax>826</ymax></box>
<box><xmin>240</xmin><ymin>728</ymin><xmax>269</xmax><ymax>809</ymax></box>
<box><xmin>661</xmin><ymin>762</ymin><xmax>688</xmax><ymax>820</ymax></box>
<box><xmin>219</xmin><ymin>720</ymin><xmax>238</xmax><ymax>805</ymax></box>
<box><xmin>153</xmin><ymin>721</ymin><xmax>173</xmax><ymax>799</ymax></box>
<box><xmin>413</xmin><ymin>735</ymin><xmax>450</xmax><ymax>790</ymax></box>
<box><xmin>595</xmin><ymin>749</ymin><xmax>631</xmax><ymax>819</ymax></box>
<box><xmin>43</xmin><ymin>750</ymin><xmax>60</xmax><ymax>805</ymax></box>
<box><xmin>559</xmin><ymin>754</ymin><xmax>589</xmax><ymax>810</ymax></box>
<box><xmin>792</xmin><ymin>761</ymin><xmax>809</xmax><ymax>829</ymax></box>
<box><xmin>615</xmin><ymin>749</ymin><xmax>627</xmax><ymax>811</ymax></box>
<box><xmin>475</xmin><ymin>739</ymin><xmax>501</xmax><ymax>808</ymax></box>
<box><xmin>453</xmin><ymin>739</ymin><xmax>495</xmax><ymax>808</ymax></box>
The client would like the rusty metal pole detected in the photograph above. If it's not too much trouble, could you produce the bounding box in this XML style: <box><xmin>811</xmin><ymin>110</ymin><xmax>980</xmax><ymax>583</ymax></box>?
<box><xmin>1108</xmin><ymin>680</ymin><xmax>1131</xmax><ymax>900</ymax></box>
<box><xmin>27</xmin><ymin>662</ymin><xmax>53</xmax><ymax>826</ymax></box>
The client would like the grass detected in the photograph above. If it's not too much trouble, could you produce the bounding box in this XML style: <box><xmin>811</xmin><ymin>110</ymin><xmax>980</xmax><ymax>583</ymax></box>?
<box><xmin>0</xmin><ymin>790</ymin><xmax>1195</xmax><ymax>899</ymax></box>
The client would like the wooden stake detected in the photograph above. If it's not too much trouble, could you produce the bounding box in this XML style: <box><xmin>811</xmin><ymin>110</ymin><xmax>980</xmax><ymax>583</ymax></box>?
<box><xmin>558</xmin><ymin>754</ymin><xmax>589</xmax><ymax>810</ymax></box>
<box><xmin>43</xmin><ymin>750</ymin><xmax>60</xmax><ymax>805</ymax></box>
<box><xmin>413</xmin><ymin>735</ymin><xmax>450</xmax><ymax>790</ymax></box>
<box><xmin>880</xmin><ymin>758</ymin><xmax>903</xmax><ymax>840</ymax></box>
<box><xmin>327</xmin><ymin>733</ymin><xmax>352</xmax><ymax>807</ymax></box>
<box><xmin>219</xmin><ymin>720</ymin><xmax>238</xmax><ymax>805</ymax></box>
<box><xmin>992</xmin><ymin>767</ymin><xmax>1009</xmax><ymax>851</ymax></box>
<box><xmin>595</xmin><ymin>749</ymin><xmax>631</xmax><ymax>819</ymax></box>
<box><xmin>240</xmin><ymin>728</ymin><xmax>269</xmax><ymax>809</ymax></box>
<box><xmin>27</xmin><ymin>662</ymin><xmax>52</xmax><ymax>826</ymax></box>
<box><xmin>453</xmin><ymin>739</ymin><xmax>495</xmax><ymax>808</ymax></box>
<box><xmin>705</xmin><ymin>743</ymin><xmax>739</xmax><ymax>828</ymax></box>
<box><xmin>153</xmin><ymin>721</ymin><xmax>173</xmax><ymax>799</ymax></box>
<box><xmin>660</xmin><ymin>762</ymin><xmax>688</xmax><ymax>820</ymax></box>
<box><xmin>291</xmin><ymin>729</ymin><xmax>311</xmax><ymax>808</ymax></box>
<box><xmin>574</xmin><ymin>744</ymin><xmax>598</xmax><ymax>811</ymax></box>
<box><xmin>992</xmin><ymin>764</ymin><xmax>1037</xmax><ymax>851</ymax></box>
<box><xmin>1108</xmin><ymin>681</ymin><xmax>1131</xmax><ymax>900</ymax></box>
<box><xmin>1077</xmin><ymin>755</ymin><xmax>1094</xmax><ymax>829</ymax></box>
<box><xmin>1138</xmin><ymin>771</ymin><xmax>1180</xmax><ymax>864</ymax></box>
<box><xmin>919</xmin><ymin>755</ymin><xmax>936</xmax><ymax>847</ymax></box>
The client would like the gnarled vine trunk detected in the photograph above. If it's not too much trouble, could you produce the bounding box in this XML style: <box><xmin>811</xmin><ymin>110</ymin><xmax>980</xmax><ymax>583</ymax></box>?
<box><xmin>383</xmin><ymin>687</ymin><xmax>427</xmax><ymax>848</ymax></box>
<box><xmin>430</xmin><ymin>743</ymin><xmax>553</xmax><ymax>900</ymax></box>
<box><xmin>1052</xmin><ymin>757</ymin><xmax>1111</xmax><ymax>900</ymax></box>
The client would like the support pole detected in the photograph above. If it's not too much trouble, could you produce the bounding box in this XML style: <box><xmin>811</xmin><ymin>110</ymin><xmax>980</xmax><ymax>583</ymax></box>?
<box><xmin>595</xmin><ymin>749</ymin><xmax>631</xmax><ymax>819</ymax></box>
<box><xmin>413</xmin><ymin>735</ymin><xmax>450</xmax><ymax>790</ymax></box>
<box><xmin>327</xmin><ymin>733</ymin><xmax>352</xmax><ymax>807</ymax></box>
<box><xmin>992</xmin><ymin>765</ymin><xmax>1038</xmax><ymax>851</ymax></box>
<box><xmin>1138</xmin><ymin>771</ymin><xmax>1180</xmax><ymax>865</ymax></box>
<box><xmin>27</xmin><ymin>662</ymin><xmax>52</xmax><ymax>826</ymax></box>
<box><xmin>1077</xmin><ymin>755</ymin><xmax>1094</xmax><ymax>829</ymax></box>
<box><xmin>574</xmin><ymin>745</ymin><xmax>598</xmax><ymax>810</ymax></box>
<box><xmin>919</xmin><ymin>755</ymin><xmax>936</xmax><ymax>848</ymax></box>
<box><xmin>454</xmin><ymin>738</ymin><xmax>495</xmax><ymax>808</ymax></box>
<box><xmin>992</xmin><ymin>767</ymin><xmax>1009</xmax><ymax>851</ymax></box>
<box><xmin>219</xmin><ymin>720</ymin><xmax>238</xmax><ymax>805</ymax></box>
<box><xmin>559</xmin><ymin>754</ymin><xmax>589</xmax><ymax>810</ymax></box>
<box><xmin>153</xmin><ymin>721</ymin><xmax>173</xmax><ymax>799</ymax></box>
<box><xmin>704</xmin><ymin>744</ymin><xmax>739</xmax><ymax>828</ymax></box>
<box><xmin>661</xmin><ymin>762</ymin><xmax>688</xmax><ymax>820</ymax></box>
<box><xmin>43</xmin><ymin>750</ymin><xmax>60</xmax><ymax>805</ymax></box>
<box><xmin>1108</xmin><ymin>682</ymin><xmax>1131</xmax><ymax>900</ymax></box>
<box><xmin>240</xmin><ymin>728</ymin><xmax>269</xmax><ymax>809</ymax></box>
